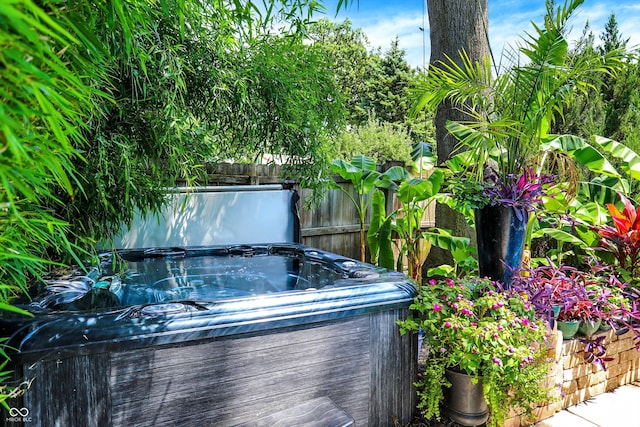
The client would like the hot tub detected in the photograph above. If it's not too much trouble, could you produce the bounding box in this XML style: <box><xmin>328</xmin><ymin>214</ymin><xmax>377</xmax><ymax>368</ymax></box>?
<box><xmin>1</xmin><ymin>243</ymin><xmax>417</xmax><ymax>426</ymax></box>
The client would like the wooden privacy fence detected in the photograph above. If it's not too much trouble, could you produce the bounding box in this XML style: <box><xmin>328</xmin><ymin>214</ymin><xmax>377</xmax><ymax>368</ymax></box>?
<box><xmin>191</xmin><ymin>162</ymin><xmax>435</xmax><ymax>261</ymax></box>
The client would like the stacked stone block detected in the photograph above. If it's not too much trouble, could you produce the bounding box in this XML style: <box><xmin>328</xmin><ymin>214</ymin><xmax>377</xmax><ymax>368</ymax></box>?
<box><xmin>505</xmin><ymin>328</ymin><xmax>640</xmax><ymax>426</ymax></box>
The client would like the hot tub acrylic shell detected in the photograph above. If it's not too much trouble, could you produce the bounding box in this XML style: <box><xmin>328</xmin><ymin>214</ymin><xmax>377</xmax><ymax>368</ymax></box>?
<box><xmin>1</xmin><ymin>244</ymin><xmax>417</xmax><ymax>427</ymax></box>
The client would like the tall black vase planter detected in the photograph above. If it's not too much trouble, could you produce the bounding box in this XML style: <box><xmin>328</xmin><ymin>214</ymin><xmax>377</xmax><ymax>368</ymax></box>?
<box><xmin>475</xmin><ymin>205</ymin><xmax>528</xmax><ymax>285</ymax></box>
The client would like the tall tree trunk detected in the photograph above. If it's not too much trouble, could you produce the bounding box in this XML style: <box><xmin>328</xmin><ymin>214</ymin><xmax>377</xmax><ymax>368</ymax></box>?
<box><xmin>425</xmin><ymin>0</ymin><xmax>490</xmax><ymax>271</ymax></box>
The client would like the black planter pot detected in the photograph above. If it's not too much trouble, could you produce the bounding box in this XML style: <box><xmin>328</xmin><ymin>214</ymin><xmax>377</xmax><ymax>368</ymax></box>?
<box><xmin>475</xmin><ymin>205</ymin><xmax>528</xmax><ymax>285</ymax></box>
<box><xmin>444</xmin><ymin>369</ymin><xmax>489</xmax><ymax>426</ymax></box>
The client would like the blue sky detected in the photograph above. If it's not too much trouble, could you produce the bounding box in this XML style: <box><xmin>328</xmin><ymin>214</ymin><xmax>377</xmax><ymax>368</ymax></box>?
<box><xmin>319</xmin><ymin>0</ymin><xmax>640</xmax><ymax>69</ymax></box>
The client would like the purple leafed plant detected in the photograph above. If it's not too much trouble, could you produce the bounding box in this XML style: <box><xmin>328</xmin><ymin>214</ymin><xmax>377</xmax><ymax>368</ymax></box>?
<box><xmin>580</xmin><ymin>335</ymin><xmax>614</xmax><ymax>371</ymax></box>
<box><xmin>512</xmin><ymin>260</ymin><xmax>634</xmax><ymax>370</ymax></box>
<box><xmin>483</xmin><ymin>168</ymin><xmax>556</xmax><ymax>220</ymax></box>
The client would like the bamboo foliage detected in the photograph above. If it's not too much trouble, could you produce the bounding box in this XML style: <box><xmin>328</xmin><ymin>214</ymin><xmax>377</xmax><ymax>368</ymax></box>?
<box><xmin>0</xmin><ymin>0</ymin><xmax>337</xmax><ymax>404</ymax></box>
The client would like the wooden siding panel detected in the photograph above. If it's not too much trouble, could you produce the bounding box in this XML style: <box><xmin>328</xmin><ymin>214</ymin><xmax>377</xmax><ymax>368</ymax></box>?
<box><xmin>370</xmin><ymin>308</ymin><xmax>418</xmax><ymax>426</ymax></box>
<box><xmin>15</xmin><ymin>353</ymin><xmax>111</xmax><ymax>427</ymax></box>
<box><xmin>110</xmin><ymin>318</ymin><xmax>371</xmax><ymax>426</ymax></box>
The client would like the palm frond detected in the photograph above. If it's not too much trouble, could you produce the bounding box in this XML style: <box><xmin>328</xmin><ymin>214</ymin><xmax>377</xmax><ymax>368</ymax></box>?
<box><xmin>411</xmin><ymin>0</ymin><xmax>624</xmax><ymax>180</ymax></box>
<box><xmin>409</xmin><ymin>51</ymin><xmax>492</xmax><ymax>116</ymax></box>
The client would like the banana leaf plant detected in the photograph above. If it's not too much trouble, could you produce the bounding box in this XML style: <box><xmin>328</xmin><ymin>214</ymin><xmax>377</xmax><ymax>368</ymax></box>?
<box><xmin>529</xmin><ymin>134</ymin><xmax>640</xmax><ymax>263</ymax></box>
<box><xmin>330</xmin><ymin>155</ymin><xmax>380</xmax><ymax>261</ymax></box>
<box><xmin>368</xmin><ymin>166</ymin><xmax>472</xmax><ymax>285</ymax></box>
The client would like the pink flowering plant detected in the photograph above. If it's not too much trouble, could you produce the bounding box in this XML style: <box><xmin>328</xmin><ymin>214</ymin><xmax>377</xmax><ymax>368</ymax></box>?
<box><xmin>399</xmin><ymin>277</ymin><xmax>554</xmax><ymax>427</ymax></box>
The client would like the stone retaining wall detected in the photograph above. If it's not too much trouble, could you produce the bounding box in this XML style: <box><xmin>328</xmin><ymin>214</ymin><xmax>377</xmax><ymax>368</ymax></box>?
<box><xmin>506</xmin><ymin>328</ymin><xmax>640</xmax><ymax>426</ymax></box>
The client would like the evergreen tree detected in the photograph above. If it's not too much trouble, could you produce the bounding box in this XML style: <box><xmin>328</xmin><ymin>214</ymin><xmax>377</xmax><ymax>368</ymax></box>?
<box><xmin>308</xmin><ymin>20</ymin><xmax>435</xmax><ymax>155</ymax></box>
<box><xmin>599</xmin><ymin>13</ymin><xmax>629</xmax><ymax>56</ymax></box>
<box><xmin>599</xmin><ymin>13</ymin><xmax>632</xmax><ymax>138</ymax></box>
<box><xmin>370</xmin><ymin>38</ymin><xmax>416</xmax><ymax>124</ymax></box>
<box><xmin>554</xmin><ymin>15</ymin><xmax>637</xmax><ymax>143</ymax></box>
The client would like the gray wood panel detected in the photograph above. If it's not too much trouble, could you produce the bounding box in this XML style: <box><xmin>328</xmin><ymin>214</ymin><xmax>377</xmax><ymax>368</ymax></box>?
<box><xmin>370</xmin><ymin>309</ymin><xmax>417</xmax><ymax>426</ymax></box>
<box><xmin>235</xmin><ymin>396</ymin><xmax>354</xmax><ymax>427</ymax></box>
<box><xmin>17</xmin><ymin>353</ymin><xmax>111</xmax><ymax>427</ymax></box>
<box><xmin>6</xmin><ymin>309</ymin><xmax>416</xmax><ymax>426</ymax></box>
<box><xmin>110</xmin><ymin>318</ymin><xmax>371</xmax><ymax>426</ymax></box>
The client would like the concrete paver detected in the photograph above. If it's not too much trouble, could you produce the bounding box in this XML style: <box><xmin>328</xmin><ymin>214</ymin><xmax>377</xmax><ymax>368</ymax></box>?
<box><xmin>534</xmin><ymin>409</ymin><xmax>598</xmax><ymax>427</ymax></box>
<box><xmin>534</xmin><ymin>382</ymin><xmax>640</xmax><ymax>427</ymax></box>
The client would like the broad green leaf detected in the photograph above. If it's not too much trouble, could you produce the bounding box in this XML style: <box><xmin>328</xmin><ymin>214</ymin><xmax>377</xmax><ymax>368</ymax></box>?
<box><xmin>426</xmin><ymin>264</ymin><xmax>456</xmax><ymax>279</ymax></box>
<box><xmin>531</xmin><ymin>228</ymin><xmax>589</xmax><ymax>248</ymax></box>
<box><xmin>411</xmin><ymin>141</ymin><xmax>433</xmax><ymax>162</ymax></box>
<box><xmin>376</xmin><ymin>166</ymin><xmax>412</xmax><ymax>191</ymax></box>
<box><xmin>591</xmin><ymin>136</ymin><xmax>640</xmax><ymax>181</ymax></box>
<box><xmin>367</xmin><ymin>189</ymin><xmax>385</xmax><ymax>264</ymax></box>
<box><xmin>420</xmin><ymin>229</ymin><xmax>471</xmax><ymax>257</ymax></box>
<box><xmin>541</xmin><ymin>135</ymin><xmax>621</xmax><ymax>178</ymax></box>
<box><xmin>577</xmin><ymin>180</ymin><xmax>628</xmax><ymax>204</ymax></box>
<box><xmin>350</xmin><ymin>154</ymin><xmax>377</xmax><ymax>172</ymax></box>
<box><xmin>376</xmin><ymin>217</ymin><xmax>395</xmax><ymax>270</ymax></box>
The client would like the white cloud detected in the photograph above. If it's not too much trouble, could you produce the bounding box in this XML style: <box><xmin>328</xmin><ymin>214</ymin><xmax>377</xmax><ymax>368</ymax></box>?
<box><xmin>344</xmin><ymin>11</ymin><xmax>427</xmax><ymax>68</ymax></box>
<box><xmin>327</xmin><ymin>0</ymin><xmax>640</xmax><ymax>70</ymax></box>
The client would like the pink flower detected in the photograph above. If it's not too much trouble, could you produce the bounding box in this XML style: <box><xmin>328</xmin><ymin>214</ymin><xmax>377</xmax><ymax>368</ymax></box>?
<box><xmin>429</xmin><ymin>279</ymin><xmax>437</xmax><ymax>286</ymax></box>
<box><xmin>521</xmin><ymin>318</ymin><xmax>530</xmax><ymax>326</ymax></box>
<box><xmin>445</xmin><ymin>321</ymin><xmax>452</xmax><ymax>328</ymax></box>
<box><xmin>492</xmin><ymin>357</ymin><xmax>503</xmax><ymax>367</ymax></box>
<box><xmin>433</xmin><ymin>303</ymin><xmax>442</xmax><ymax>313</ymax></box>
<box><xmin>439</xmin><ymin>347</ymin><xmax>447</xmax><ymax>353</ymax></box>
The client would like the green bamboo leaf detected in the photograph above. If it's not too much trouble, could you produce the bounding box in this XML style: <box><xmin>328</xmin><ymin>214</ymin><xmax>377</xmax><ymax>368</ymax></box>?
<box><xmin>0</xmin><ymin>303</ymin><xmax>33</xmax><ymax>317</ymax></box>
